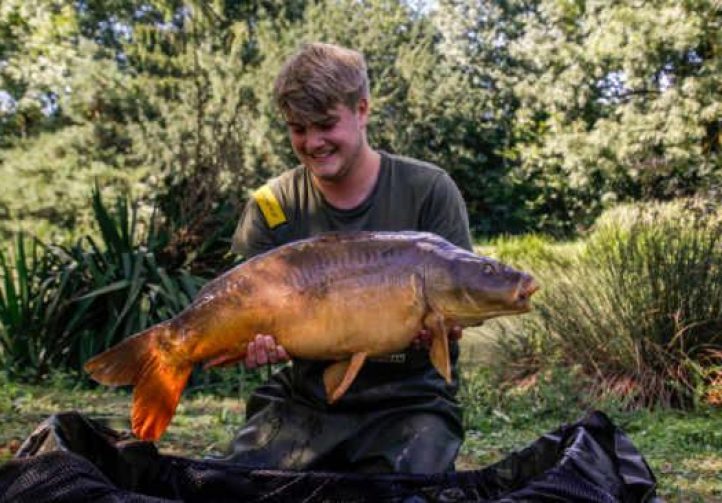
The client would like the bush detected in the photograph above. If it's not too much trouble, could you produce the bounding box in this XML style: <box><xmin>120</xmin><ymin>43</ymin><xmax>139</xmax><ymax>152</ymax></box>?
<box><xmin>528</xmin><ymin>200</ymin><xmax>722</xmax><ymax>407</ymax></box>
<box><xmin>0</xmin><ymin>188</ymin><xmax>207</xmax><ymax>380</ymax></box>
<box><xmin>477</xmin><ymin>234</ymin><xmax>580</xmax><ymax>271</ymax></box>
<box><xmin>0</xmin><ymin>234</ymin><xmax>72</xmax><ymax>378</ymax></box>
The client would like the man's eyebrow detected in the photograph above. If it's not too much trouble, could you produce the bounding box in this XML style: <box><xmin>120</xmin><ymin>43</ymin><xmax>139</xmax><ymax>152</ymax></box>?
<box><xmin>317</xmin><ymin>116</ymin><xmax>339</xmax><ymax>125</ymax></box>
<box><xmin>286</xmin><ymin>116</ymin><xmax>338</xmax><ymax>128</ymax></box>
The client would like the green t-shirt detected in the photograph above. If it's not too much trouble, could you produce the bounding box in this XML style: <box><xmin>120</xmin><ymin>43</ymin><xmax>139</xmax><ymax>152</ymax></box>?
<box><xmin>231</xmin><ymin>151</ymin><xmax>472</xmax><ymax>257</ymax></box>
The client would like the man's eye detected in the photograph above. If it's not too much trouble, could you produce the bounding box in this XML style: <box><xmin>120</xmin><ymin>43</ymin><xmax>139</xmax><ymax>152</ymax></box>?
<box><xmin>318</xmin><ymin>121</ymin><xmax>337</xmax><ymax>131</ymax></box>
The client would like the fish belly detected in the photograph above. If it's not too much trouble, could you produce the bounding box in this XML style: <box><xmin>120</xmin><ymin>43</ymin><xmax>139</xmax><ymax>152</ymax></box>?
<box><xmin>274</xmin><ymin>278</ymin><xmax>426</xmax><ymax>360</ymax></box>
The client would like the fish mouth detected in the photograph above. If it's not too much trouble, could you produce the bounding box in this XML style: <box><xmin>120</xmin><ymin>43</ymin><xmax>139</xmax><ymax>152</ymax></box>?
<box><xmin>512</xmin><ymin>275</ymin><xmax>539</xmax><ymax>310</ymax></box>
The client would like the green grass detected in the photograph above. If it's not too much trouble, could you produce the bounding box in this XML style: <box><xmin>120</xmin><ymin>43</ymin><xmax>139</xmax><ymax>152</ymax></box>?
<box><xmin>1</xmin><ymin>372</ymin><xmax>720</xmax><ymax>501</ymax></box>
<box><xmin>457</xmin><ymin>364</ymin><xmax>722</xmax><ymax>501</ymax></box>
<box><xmin>458</xmin><ymin>407</ymin><xmax>722</xmax><ymax>502</ymax></box>
<box><xmin>0</xmin><ymin>374</ymin><xmax>248</xmax><ymax>460</ymax></box>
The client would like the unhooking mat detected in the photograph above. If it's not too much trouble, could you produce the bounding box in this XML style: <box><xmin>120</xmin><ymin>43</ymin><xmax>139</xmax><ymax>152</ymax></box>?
<box><xmin>0</xmin><ymin>410</ymin><xmax>659</xmax><ymax>502</ymax></box>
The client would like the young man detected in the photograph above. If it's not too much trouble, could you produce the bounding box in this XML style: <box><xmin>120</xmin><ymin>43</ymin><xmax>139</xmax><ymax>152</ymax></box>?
<box><xmin>227</xmin><ymin>42</ymin><xmax>473</xmax><ymax>474</ymax></box>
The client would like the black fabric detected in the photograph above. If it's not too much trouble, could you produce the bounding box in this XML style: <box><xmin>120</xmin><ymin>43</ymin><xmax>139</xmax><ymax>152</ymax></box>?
<box><xmin>0</xmin><ymin>410</ymin><xmax>659</xmax><ymax>502</ymax></box>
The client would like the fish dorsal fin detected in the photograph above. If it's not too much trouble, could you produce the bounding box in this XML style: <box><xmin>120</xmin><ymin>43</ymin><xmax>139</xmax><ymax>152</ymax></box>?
<box><xmin>424</xmin><ymin>310</ymin><xmax>452</xmax><ymax>383</ymax></box>
<box><xmin>323</xmin><ymin>352</ymin><xmax>368</xmax><ymax>404</ymax></box>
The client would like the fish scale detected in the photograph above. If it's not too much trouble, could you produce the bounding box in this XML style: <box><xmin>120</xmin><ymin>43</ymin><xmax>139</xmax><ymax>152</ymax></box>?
<box><xmin>289</xmin><ymin>243</ymin><xmax>402</xmax><ymax>292</ymax></box>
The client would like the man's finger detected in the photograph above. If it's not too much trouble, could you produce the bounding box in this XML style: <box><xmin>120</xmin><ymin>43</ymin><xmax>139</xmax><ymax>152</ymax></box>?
<box><xmin>267</xmin><ymin>346</ymin><xmax>278</xmax><ymax>364</ymax></box>
<box><xmin>256</xmin><ymin>345</ymin><xmax>268</xmax><ymax>366</ymax></box>
<box><xmin>277</xmin><ymin>345</ymin><xmax>290</xmax><ymax>362</ymax></box>
<box><xmin>245</xmin><ymin>341</ymin><xmax>257</xmax><ymax>369</ymax></box>
<box><xmin>413</xmin><ymin>329</ymin><xmax>433</xmax><ymax>349</ymax></box>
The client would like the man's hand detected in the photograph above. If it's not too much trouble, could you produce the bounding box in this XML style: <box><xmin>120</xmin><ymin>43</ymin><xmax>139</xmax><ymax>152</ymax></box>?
<box><xmin>244</xmin><ymin>334</ymin><xmax>291</xmax><ymax>369</ymax></box>
<box><xmin>412</xmin><ymin>325</ymin><xmax>464</xmax><ymax>350</ymax></box>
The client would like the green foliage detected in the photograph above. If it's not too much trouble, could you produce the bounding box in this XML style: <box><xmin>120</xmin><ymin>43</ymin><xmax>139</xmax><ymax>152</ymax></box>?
<box><xmin>0</xmin><ymin>125</ymin><xmax>149</xmax><ymax>242</ymax></box>
<box><xmin>0</xmin><ymin>0</ymin><xmax>81</xmax><ymax>142</ymax></box>
<box><xmin>479</xmin><ymin>233</ymin><xmax>579</xmax><ymax>270</ymax></box>
<box><xmin>496</xmin><ymin>200</ymin><xmax>722</xmax><ymax>407</ymax></box>
<box><xmin>0</xmin><ymin>187</ymin><xmax>207</xmax><ymax>380</ymax></box>
<box><xmin>433</xmin><ymin>0</ymin><xmax>722</xmax><ymax>235</ymax></box>
<box><xmin>511</xmin><ymin>0</ymin><xmax>722</xmax><ymax>225</ymax></box>
<box><xmin>0</xmin><ymin>234</ymin><xmax>59</xmax><ymax>377</ymax></box>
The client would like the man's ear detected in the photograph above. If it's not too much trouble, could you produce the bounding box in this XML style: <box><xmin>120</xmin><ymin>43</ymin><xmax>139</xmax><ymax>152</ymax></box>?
<box><xmin>356</xmin><ymin>97</ymin><xmax>370</xmax><ymax>127</ymax></box>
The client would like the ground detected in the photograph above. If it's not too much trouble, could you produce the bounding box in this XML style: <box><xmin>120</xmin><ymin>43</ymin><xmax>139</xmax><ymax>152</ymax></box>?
<box><xmin>1</xmin><ymin>368</ymin><xmax>721</xmax><ymax>502</ymax></box>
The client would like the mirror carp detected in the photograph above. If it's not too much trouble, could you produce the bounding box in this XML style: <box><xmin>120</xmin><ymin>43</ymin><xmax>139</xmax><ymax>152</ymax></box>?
<box><xmin>85</xmin><ymin>231</ymin><xmax>539</xmax><ymax>441</ymax></box>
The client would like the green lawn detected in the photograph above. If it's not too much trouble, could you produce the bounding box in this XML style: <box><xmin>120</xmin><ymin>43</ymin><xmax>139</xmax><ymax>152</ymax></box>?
<box><xmin>458</xmin><ymin>406</ymin><xmax>722</xmax><ymax>502</ymax></box>
<box><xmin>1</xmin><ymin>373</ymin><xmax>720</xmax><ymax>501</ymax></box>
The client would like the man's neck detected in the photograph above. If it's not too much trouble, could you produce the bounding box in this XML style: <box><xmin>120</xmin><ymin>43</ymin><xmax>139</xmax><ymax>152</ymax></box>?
<box><xmin>313</xmin><ymin>146</ymin><xmax>381</xmax><ymax>210</ymax></box>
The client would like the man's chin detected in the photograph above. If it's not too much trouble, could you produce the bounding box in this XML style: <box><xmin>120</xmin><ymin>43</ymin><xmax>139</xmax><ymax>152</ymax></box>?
<box><xmin>306</xmin><ymin>161</ymin><xmax>346</xmax><ymax>181</ymax></box>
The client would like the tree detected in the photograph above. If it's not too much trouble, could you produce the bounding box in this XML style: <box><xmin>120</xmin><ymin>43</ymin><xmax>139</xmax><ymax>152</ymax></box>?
<box><xmin>432</xmin><ymin>0</ymin><xmax>541</xmax><ymax>234</ymax></box>
<box><xmin>510</xmin><ymin>0</ymin><xmax>722</xmax><ymax>229</ymax></box>
<box><xmin>433</xmin><ymin>0</ymin><xmax>722</xmax><ymax>235</ymax></box>
<box><xmin>0</xmin><ymin>0</ymin><xmax>82</xmax><ymax>142</ymax></box>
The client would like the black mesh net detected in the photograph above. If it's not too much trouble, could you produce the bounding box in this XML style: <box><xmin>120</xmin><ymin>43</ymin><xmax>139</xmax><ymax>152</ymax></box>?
<box><xmin>0</xmin><ymin>411</ymin><xmax>659</xmax><ymax>502</ymax></box>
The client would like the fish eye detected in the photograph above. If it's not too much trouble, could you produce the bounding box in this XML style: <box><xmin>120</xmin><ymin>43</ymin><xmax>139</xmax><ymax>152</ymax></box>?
<box><xmin>482</xmin><ymin>263</ymin><xmax>494</xmax><ymax>275</ymax></box>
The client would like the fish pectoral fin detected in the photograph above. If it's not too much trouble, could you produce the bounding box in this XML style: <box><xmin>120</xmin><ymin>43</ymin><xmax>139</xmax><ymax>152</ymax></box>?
<box><xmin>424</xmin><ymin>311</ymin><xmax>452</xmax><ymax>384</ymax></box>
<box><xmin>323</xmin><ymin>352</ymin><xmax>368</xmax><ymax>404</ymax></box>
<box><xmin>203</xmin><ymin>352</ymin><xmax>246</xmax><ymax>370</ymax></box>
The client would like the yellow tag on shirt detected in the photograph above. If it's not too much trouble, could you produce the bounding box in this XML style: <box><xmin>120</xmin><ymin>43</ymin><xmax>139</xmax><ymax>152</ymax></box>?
<box><xmin>253</xmin><ymin>184</ymin><xmax>287</xmax><ymax>229</ymax></box>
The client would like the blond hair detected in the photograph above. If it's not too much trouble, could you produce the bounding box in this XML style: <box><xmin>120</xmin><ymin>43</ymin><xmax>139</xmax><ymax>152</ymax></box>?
<box><xmin>273</xmin><ymin>42</ymin><xmax>369</xmax><ymax>123</ymax></box>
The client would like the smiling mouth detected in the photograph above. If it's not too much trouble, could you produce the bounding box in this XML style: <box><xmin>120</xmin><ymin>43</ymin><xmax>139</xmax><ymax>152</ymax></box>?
<box><xmin>308</xmin><ymin>150</ymin><xmax>336</xmax><ymax>160</ymax></box>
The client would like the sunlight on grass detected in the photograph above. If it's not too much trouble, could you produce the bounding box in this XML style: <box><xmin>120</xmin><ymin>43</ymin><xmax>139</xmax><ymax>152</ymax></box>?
<box><xmin>649</xmin><ymin>455</ymin><xmax>722</xmax><ymax>501</ymax></box>
<box><xmin>159</xmin><ymin>394</ymin><xmax>246</xmax><ymax>457</ymax></box>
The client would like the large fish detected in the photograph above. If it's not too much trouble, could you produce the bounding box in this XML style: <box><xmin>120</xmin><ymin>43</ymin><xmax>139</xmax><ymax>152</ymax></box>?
<box><xmin>85</xmin><ymin>231</ymin><xmax>538</xmax><ymax>441</ymax></box>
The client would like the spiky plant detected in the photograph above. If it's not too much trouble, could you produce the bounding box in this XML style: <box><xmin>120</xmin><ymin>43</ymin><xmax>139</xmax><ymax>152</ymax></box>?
<box><xmin>537</xmin><ymin>201</ymin><xmax>722</xmax><ymax>407</ymax></box>
<box><xmin>0</xmin><ymin>187</ymin><xmax>208</xmax><ymax>380</ymax></box>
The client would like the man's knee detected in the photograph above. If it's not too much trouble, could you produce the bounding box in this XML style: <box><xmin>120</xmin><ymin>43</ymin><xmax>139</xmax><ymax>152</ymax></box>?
<box><xmin>348</xmin><ymin>412</ymin><xmax>462</xmax><ymax>474</ymax></box>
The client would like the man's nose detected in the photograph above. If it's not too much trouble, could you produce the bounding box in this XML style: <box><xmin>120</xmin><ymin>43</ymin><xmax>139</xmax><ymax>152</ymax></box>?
<box><xmin>304</xmin><ymin>128</ymin><xmax>325</xmax><ymax>151</ymax></box>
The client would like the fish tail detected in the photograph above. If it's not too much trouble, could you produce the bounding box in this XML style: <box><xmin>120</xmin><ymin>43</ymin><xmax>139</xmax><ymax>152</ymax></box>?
<box><xmin>84</xmin><ymin>322</ymin><xmax>192</xmax><ymax>441</ymax></box>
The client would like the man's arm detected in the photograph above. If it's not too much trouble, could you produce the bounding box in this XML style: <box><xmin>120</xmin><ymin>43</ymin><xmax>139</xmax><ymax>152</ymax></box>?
<box><xmin>232</xmin><ymin>197</ymin><xmax>291</xmax><ymax>369</ymax></box>
<box><xmin>419</xmin><ymin>172</ymin><xmax>473</xmax><ymax>251</ymax></box>
<box><xmin>231</xmin><ymin>199</ymin><xmax>278</xmax><ymax>259</ymax></box>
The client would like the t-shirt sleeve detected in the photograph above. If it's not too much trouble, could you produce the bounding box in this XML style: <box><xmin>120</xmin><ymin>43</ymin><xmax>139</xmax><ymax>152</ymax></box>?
<box><xmin>230</xmin><ymin>198</ymin><xmax>277</xmax><ymax>259</ymax></box>
<box><xmin>419</xmin><ymin>172</ymin><xmax>473</xmax><ymax>252</ymax></box>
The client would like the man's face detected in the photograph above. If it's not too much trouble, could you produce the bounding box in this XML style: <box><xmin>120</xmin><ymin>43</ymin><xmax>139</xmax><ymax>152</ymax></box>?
<box><xmin>286</xmin><ymin>100</ymin><xmax>369</xmax><ymax>182</ymax></box>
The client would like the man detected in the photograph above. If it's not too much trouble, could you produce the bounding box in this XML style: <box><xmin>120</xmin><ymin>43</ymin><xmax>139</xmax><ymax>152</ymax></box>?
<box><xmin>227</xmin><ymin>42</ymin><xmax>473</xmax><ymax>474</ymax></box>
